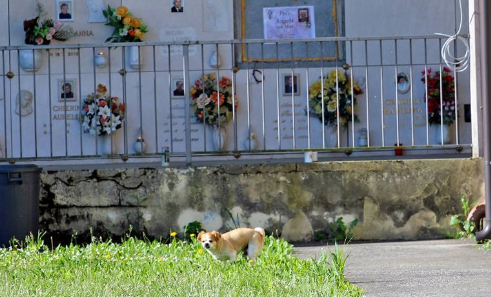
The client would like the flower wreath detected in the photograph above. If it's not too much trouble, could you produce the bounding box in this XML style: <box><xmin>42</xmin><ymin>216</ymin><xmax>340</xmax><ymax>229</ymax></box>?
<box><xmin>82</xmin><ymin>84</ymin><xmax>126</xmax><ymax>136</ymax></box>
<box><xmin>307</xmin><ymin>69</ymin><xmax>363</xmax><ymax>127</ymax></box>
<box><xmin>190</xmin><ymin>73</ymin><xmax>238</xmax><ymax>126</ymax></box>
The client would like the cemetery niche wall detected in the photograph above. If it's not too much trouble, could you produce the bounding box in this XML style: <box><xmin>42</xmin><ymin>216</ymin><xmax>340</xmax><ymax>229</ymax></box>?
<box><xmin>0</xmin><ymin>0</ymin><xmax>471</xmax><ymax>160</ymax></box>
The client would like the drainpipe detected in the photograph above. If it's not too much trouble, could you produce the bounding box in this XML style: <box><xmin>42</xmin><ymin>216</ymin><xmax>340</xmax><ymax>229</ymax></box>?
<box><xmin>476</xmin><ymin>0</ymin><xmax>491</xmax><ymax>241</ymax></box>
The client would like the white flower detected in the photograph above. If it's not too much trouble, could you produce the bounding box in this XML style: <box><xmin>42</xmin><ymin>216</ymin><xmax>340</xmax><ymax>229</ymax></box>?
<box><xmin>46</xmin><ymin>34</ymin><xmax>52</xmax><ymax>41</ymax></box>
<box><xmin>98</xmin><ymin>105</ymin><xmax>111</xmax><ymax>119</ymax></box>
<box><xmin>82</xmin><ymin>119</ymin><xmax>90</xmax><ymax>132</ymax></box>
<box><xmin>197</xmin><ymin>93</ymin><xmax>210</xmax><ymax>108</ymax></box>
<box><xmin>111</xmin><ymin>115</ymin><xmax>121</xmax><ymax>131</ymax></box>
<box><xmin>103</xmin><ymin>125</ymin><xmax>112</xmax><ymax>135</ymax></box>
<box><xmin>88</xmin><ymin>103</ymin><xmax>98</xmax><ymax>115</ymax></box>
<box><xmin>119</xmin><ymin>28</ymin><xmax>128</xmax><ymax>36</ymax></box>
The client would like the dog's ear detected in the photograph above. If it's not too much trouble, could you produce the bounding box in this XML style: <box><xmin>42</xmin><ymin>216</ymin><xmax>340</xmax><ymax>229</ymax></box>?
<box><xmin>211</xmin><ymin>231</ymin><xmax>221</xmax><ymax>241</ymax></box>
<box><xmin>197</xmin><ymin>231</ymin><xmax>205</xmax><ymax>241</ymax></box>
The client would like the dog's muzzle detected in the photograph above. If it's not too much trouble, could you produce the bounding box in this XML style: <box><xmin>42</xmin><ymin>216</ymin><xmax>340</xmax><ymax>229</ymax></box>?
<box><xmin>204</xmin><ymin>243</ymin><xmax>210</xmax><ymax>249</ymax></box>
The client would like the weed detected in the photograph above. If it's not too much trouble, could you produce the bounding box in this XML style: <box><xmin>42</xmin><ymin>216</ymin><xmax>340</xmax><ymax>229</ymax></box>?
<box><xmin>449</xmin><ymin>196</ymin><xmax>476</xmax><ymax>239</ymax></box>
<box><xmin>183</xmin><ymin>221</ymin><xmax>204</xmax><ymax>240</ymax></box>
<box><xmin>324</xmin><ymin>217</ymin><xmax>358</xmax><ymax>242</ymax></box>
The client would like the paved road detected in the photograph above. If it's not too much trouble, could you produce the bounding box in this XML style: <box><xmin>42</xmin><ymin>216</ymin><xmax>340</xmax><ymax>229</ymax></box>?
<box><xmin>294</xmin><ymin>239</ymin><xmax>491</xmax><ymax>297</ymax></box>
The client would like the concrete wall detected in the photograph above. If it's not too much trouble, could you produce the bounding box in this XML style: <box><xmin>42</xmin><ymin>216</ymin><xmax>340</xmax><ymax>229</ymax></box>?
<box><xmin>40</xmin><ymin>158</ymin><xmax>484</xmax><ymax>242</ymax></box>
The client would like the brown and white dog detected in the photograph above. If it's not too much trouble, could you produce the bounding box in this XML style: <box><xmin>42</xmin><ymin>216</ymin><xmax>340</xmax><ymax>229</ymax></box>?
<box><xmin>197</xmin><ymin>227</ymin><xmax>265</xmax><ymax>262</ymax></box>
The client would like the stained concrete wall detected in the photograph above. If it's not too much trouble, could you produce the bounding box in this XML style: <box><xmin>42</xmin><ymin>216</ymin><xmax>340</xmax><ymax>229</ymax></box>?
<box><xmin>40</xmin><ymin>158</ymin><xmax>484</xmax><ymax>242</ymax></box>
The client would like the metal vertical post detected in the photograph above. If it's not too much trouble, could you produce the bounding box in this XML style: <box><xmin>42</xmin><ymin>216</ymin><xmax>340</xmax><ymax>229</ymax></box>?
<box><xmin>183</xmin><ymin>45</ymin><xmax>192</xmax><ymax>166</ymax></box>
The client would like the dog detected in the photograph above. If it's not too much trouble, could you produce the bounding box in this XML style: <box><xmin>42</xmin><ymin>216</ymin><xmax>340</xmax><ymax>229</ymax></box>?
<box><xmin>197</xmin><ymin>227</ymin><xmax>265</xmax><ymax>262</ymax></box>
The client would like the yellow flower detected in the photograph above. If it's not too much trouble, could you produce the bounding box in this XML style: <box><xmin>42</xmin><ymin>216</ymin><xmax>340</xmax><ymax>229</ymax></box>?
<box><xmin>132</xmin><ymin>18</ymin><xmax>142</xmax><ymax>28</ymax></box>
<box><xmin>123</xmin><ymin>16</ymin><xmax>133</xmax><ymax>27</ymax></box>
<box><xmin>170</xmin><ymin>232</ymin><xmax>177</xmax><ymax>237</ymax></box>
<box><xmin>327</xmin><ymin>69</ymin><xmax>346</xmax><ymax>85</ymax></box>
<box><xmin>309</xmin><ymin>81</ymin><xmax>321</xmax><ymax>98</ymax></box>
<box><xmin>116</xmin><ymin>6</ymin><xmax>129</xmax><ymax>17</ymax></box>
<box><xmin>134</xmin><ymin>29</ymin><xmax>143</xmax><ymax>38</ymax></box>
<box><xmin>346</xmin><ymin>105</ymin><xmax>352</xmax><ymax>114</ymax></box>
<box><xmin>104</xmin><ymin>254</ymin><xmax>110</xmax><ymax>259</ymax></box>
<box><xmin>209</xmin><ymin>73</ymin><xmax>216</xmax><ymax>81</ymax></box>
<box><xmin>248</xmin><ymin>259</ymin><xmax>253</xmax><ymax>263</ymax></box>
<box><xmin>327</xmin><ymin>100</ymin><xmax>337</xmax><ymax>112</ymax></box>
<box><xmin>190</xmin><ymin>87</ymin><xmax>197</xmax><ymax>96</ymax></box>
<box><xmin>158</xmin><ymin>258</ymin><xmax>163</xmax><ymax>262</ymax></box>
<box><xmin>190</xmin><ymin>234</ymin><xmax>195</xmax><ymax>238</ymax></box>
<box><xmin>198</xmin><ymin>249</ymin><xmax>203</xmax><ymax>254</ymax></box>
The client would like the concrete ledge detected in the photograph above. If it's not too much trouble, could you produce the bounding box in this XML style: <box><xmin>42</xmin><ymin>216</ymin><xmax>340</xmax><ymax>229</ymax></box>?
<box><xmin>40</xmin><ymin>158</ymin><xmax>484</xmax><ymax>242</ymax></box>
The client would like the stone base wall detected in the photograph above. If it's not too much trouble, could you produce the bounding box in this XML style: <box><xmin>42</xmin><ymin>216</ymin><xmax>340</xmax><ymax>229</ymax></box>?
<box><xmin>40</xmin><ymin>158</ymin><xmax>484</xmax><ymax>242</ymax></box>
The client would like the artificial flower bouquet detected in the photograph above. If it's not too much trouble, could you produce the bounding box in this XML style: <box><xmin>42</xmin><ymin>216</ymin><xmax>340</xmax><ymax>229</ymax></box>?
<box><xmin>190</xmin><ymin>73</ymin><xmax>238</xmax><ymax>126</ymax></box>
<box><xmin>24</xmin><ymin>3</ymin><xmax>73</xmax><ymax>45</ymax></box>
<box><xmin>103</xmin><ymin>6</ymin><xmax>148</xmax><ymax>42</ymax></box>
<box><xmin>82</xmin><ymin>84</ymin><xmax>126</xmax><ymax>136</ymax></box>
<box><xmin>421</xmin><ymin>67</ymin><xmax>456</xmax><ymax>126</ymax></box>
<box><xmin>308</xmin><ymin>69</ymin><xmax>363</xmax><ymax>127</ymax></box>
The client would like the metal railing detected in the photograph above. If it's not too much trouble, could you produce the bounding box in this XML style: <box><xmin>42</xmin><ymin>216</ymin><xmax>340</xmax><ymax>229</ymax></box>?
<box><xmin>0</xmin><ymin>35</ymin><xmax>471</xmax><ymax>166</ymax></box>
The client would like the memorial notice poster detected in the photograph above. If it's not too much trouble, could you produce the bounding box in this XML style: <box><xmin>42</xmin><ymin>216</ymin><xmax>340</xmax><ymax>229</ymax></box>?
<box><xmin>263</xmin><ymin>6</ymin><xmax>316</xmax><ymax>40</ymax></box>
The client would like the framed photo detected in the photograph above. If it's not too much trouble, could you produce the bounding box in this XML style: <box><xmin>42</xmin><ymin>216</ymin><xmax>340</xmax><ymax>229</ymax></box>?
<box><xmin>171</xmin><ymin>77</ymin><xmax>185</xmax><ymax>98</ymax></box>
<box><xmin>298</xmin><ymin>8</ymin><xmax>310</xmax><ymax>23</ymax></box>
<box><xmin>56</xmin><ymin>0</ymin><xmax>74</xmax><ymax>22</ymax></box>
<box><xmin>396</xmin><ymin>72</ymin><xmax>410</xmax><ymax>94</ymax></box>
<box><xmin>282</xmin><ymin>74</ymin><xmax>300</xmax><ymax>96</ymax></box>
<box><xmin>170</xmin><ymin>0</ymin><xmax>184</xmax><ymax>13</ymax></box>
<box><xmin>58</xmin><ymin>79</ymin><xmax>77</xmax><ymax>102</ymax></box>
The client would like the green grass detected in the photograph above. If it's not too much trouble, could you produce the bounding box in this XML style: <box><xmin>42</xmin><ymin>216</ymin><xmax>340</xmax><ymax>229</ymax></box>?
<box><xmin>0</xmin><ymin>233</ymin><xmax>363</xmax><ymax>297</ymax></box>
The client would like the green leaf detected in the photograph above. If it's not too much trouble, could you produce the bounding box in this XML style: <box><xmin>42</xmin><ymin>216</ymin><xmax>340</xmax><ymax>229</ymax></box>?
<box><xmin>449</xmin><ymin>215</ymin><xmax>461</xmax><ymax>226</ymax></box>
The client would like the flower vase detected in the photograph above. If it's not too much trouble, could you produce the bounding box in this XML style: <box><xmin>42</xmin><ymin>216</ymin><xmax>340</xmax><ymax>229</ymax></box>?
<box><xmin>19</xmin><ymin>49</ymin><xmax>43</xmax><ymax>72</ymax></box>
<box><xmin>433</xmin><ymin>124</ymin><xmax>451</xmax><ymax>145</ymax></box>
<box><xmin>98</xmin><ymin>136</ymin><xmax>115</xmax><ymax>156</ymax></box>
<box><xmin>324</xmin><ymin>125</ymin><xmax>339</xmax><ymax>148</ymax></box>
<box><xmin>244</xmin><ymin>133</ymin><xmax>258</xmax><ymax>151</ymax></box>
<box><xmin>127</xmin><ymin>45</ymin><xmax>143</xmax><ymax>70</ymax></box>
<box><xmin>210</xmin><ymin>126</ymin><xmax>227</xmax><ymax>151</ymax></box>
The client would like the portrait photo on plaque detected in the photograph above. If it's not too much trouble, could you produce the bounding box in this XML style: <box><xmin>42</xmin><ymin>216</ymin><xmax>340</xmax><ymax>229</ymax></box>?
<box><xmin>298</xmin><ymin>8</ymin><xmax>310</xmax><ymax>23</ymax></box>
<box><xmin>282</xmin><ymin>74</ymin><xmax>300</xmax><ymax>96</ymax></box>
<box><xmin>396</xmin><ymin>72</ymin><xmax>410</xmax><ymax>94</ymax></box>
<box><xmin>171</xmin><ymin>77</ymin><xmax>185</xmax><ymax>98</ymax></box>
<box><xmin>171</xmin><ymin>0</ymin><xmax>184</xmax><ymax>13</ymax></box>
<box><xmin>58</xmin><ymin>79</ymin><xmax>77</xmax><ymax>102</ymax></box>
<box><xmin>56</xmin><ymin>0</ymin><xmax>75</xmax><ymax>22</ymax></box>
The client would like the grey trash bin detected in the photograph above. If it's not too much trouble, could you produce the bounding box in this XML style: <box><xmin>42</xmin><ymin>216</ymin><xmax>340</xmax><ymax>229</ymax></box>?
<box><xmin>0</xmin><ymin>165</ymin><xmax>41</xmax><ymax>246</ymax></box>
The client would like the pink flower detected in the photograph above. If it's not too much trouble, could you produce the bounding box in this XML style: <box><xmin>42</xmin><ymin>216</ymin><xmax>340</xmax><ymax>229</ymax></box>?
<box><xmin>36</xmin><ymin>38</ymin><xmax>43</xmax><ymax>45</ymax></box>
<box><xmin>46</xmin><ymin>34</ymin><xmax>52</xmax><ymax>41</ymax></box>
<box><xmin>53</xmin><ymin>22</ymin><xmax>62</xmax><ymax>29</ymax></box>
<box><xmin>49</xmin><ymin>27</ymin><xmax>56</xmax><ymax>35</ymax></box>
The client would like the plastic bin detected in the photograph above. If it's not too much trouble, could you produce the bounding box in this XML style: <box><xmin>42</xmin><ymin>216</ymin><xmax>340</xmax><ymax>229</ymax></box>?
<box><xmin>0</xmin><ymin>165</ymin><xmax>41</xmax><ymax>246</ymax></box>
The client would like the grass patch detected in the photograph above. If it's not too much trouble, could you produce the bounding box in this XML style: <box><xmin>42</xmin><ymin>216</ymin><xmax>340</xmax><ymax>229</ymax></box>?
<box><xmin>0</xmin><ymin>233</ymin><xmax>363</xmax><ymax>297</ymax></box>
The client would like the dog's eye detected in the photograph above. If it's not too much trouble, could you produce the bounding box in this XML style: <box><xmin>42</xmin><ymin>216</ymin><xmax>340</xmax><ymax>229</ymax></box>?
<box><xmin>209</xmin><ymin>240</ymin><xmax>213</xmax><ymax>243</ymax></box>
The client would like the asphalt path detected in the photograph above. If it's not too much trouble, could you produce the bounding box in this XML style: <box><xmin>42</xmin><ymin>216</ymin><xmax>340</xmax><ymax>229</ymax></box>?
<box><xmin>293</xmin><ymin>239</ymin><xmax>491</xmax><ymax>297</ymax></box>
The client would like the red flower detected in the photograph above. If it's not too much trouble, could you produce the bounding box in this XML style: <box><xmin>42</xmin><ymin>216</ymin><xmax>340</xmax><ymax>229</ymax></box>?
<box><xmin>427</xmin><ymin>98</ymin><xmax>439</xmax><ymax>113</ymax></box>
<box><xmin>98</xmin><ymin>100</ymin><xmax>107</xmax><ymax>107</ymax></box>
<box><xmin>219</xmin><ymin>77</ymin><xmax>232</xmax><ymax>88</ymax></box>
<box><xmin>210</xmin><ymin>91</ymin><xmax>225</xmax><ymax>106</ymax></box>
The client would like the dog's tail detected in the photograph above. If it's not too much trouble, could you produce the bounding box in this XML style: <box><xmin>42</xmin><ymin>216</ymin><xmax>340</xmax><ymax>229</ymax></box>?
<box><xmin>254</xmin><ymin>227</ymin><xmax>265</xmax><ymax>238</ymax></box>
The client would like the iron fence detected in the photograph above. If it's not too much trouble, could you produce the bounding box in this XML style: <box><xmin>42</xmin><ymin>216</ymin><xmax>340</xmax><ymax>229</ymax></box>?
<box><xmin>0</xmin><ymin>35</ymin><xmax>471</xmax><ymax>166</ymax></box>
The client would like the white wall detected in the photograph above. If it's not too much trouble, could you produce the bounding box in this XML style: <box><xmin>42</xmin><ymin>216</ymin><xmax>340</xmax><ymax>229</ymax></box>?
<box><xmin>0</xmin><ymin>0</ymin><xmax>472</xmax><ymax>159</ymax></box>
